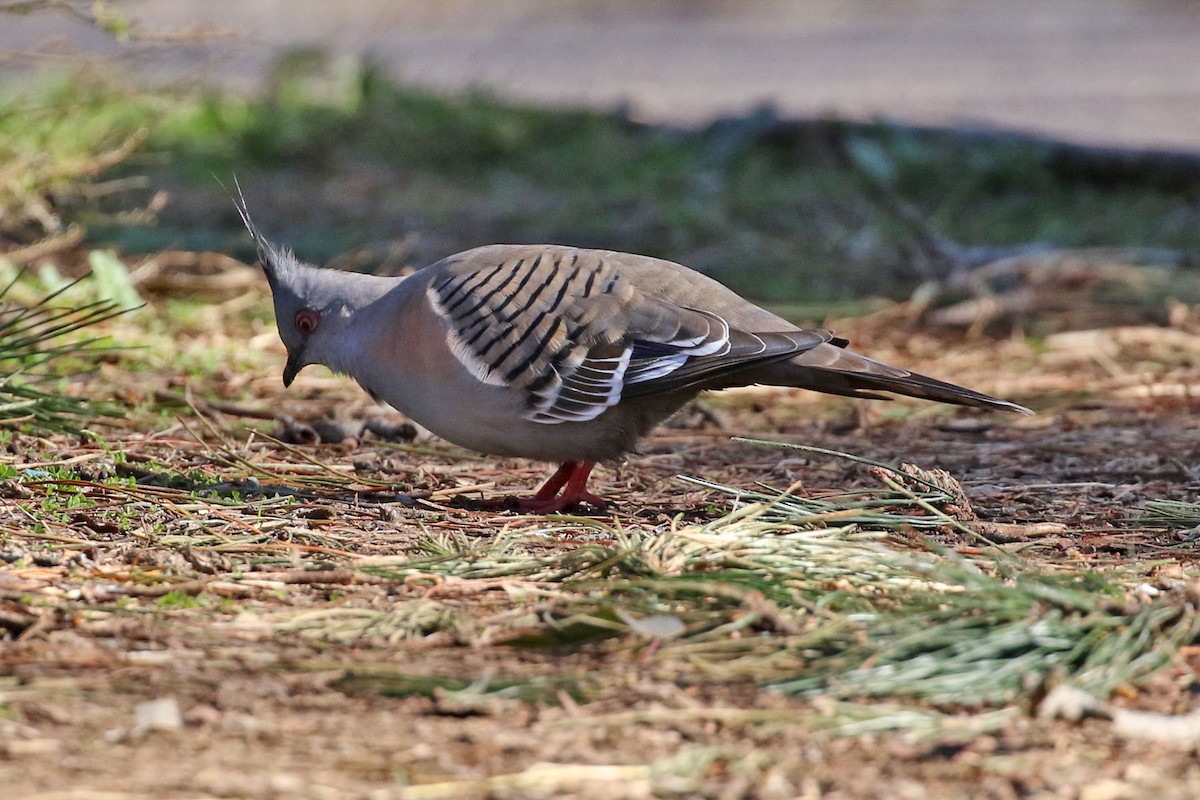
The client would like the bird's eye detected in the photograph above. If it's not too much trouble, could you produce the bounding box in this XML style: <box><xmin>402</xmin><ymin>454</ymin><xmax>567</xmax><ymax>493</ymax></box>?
<box><xmin>294</xmin><ymin>309</ymin><xmax>320</xmax><ymax>336</ymax></box>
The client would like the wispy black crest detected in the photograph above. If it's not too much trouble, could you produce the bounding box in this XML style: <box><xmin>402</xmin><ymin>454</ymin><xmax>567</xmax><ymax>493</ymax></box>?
<box><xmin>224</xmin><ymin>176</ymin><xmax>289</xmax><ymax>282</ymax></box>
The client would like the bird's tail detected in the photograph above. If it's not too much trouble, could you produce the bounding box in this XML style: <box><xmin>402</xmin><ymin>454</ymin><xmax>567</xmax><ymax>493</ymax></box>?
<box><xmin>745</xmin><ymin>341</ymin><xmax>1032</xmax><ymax>414</ymax></box>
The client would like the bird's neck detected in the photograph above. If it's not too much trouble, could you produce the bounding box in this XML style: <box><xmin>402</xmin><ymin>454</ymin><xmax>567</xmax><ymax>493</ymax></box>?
<box><xmin>327</xmin><ymin>270</ymin><xmax>407</xmax><ymax>312</ymax></box>
<box><xmin>325</xmin><ymin>271</ymin><xmax>424</xmax><ymax>379</ymax></box>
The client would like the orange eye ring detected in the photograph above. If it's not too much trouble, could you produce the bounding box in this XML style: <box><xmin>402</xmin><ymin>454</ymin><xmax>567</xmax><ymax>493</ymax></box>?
<box><xmin>294</xmin><ymin>309</ymin><xmax>320</xmax><ymax>336</ymax></box>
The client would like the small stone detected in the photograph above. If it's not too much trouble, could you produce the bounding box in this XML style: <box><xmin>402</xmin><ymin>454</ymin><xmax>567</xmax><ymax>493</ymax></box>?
<box><xmin>269</xmin><ymin>773</ymin><xmax>305</xmax><ymax>793</ymax></box>
<box><xmin>132</xmin><ymin>697</ymin><xmax>183</xmax><ymax>737</ymax></box>
<box><xmin>615</xmin><ymin>608</ymin><xmax>685</xmax><ymax>639</ymax></box>
<box><xmin>3</xmin><ymin>738</ymin><xmax>61</xmax><ymax>755</ymax></box>
<box><xmin>760</xmin><ymin>770</ymin><xmax>796</xmax><ymax>800</ymax></box>
<box><xmin>1080</xmin><ymin>779</ymin><xmax>1135</xmax><ymax>800</ymax></box>
<box><xmin>364</xmin><ymin>418</ymin><xmax>417</xmax><ymax>442</ymax></box>
<box><xmin>184</xmin><ymin>703</ymin><xmax>222</xmax><ymax>726</ymax></box>
<box><xmin>311</xmin><ymin>418</ymin><xmax>356</xmax><ymax>444</ymax></box>
<box><xmin>274</xmin><ymin>415</ymin><xmax>319</xmax><ymax>445</ymax></box>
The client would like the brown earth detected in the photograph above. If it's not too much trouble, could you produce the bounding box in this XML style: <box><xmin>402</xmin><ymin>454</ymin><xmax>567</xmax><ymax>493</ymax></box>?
<box><xmin>3</xmin><ymin>291</ymin><xmax>1200</xmax><ymax>799</ymax></box>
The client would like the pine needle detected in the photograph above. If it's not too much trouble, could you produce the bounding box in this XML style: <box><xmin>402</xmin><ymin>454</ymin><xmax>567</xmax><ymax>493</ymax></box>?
<box><xmin>0</xmin><ymin>269</ymin><xmax>130</xmax><ymax>432</ymax></box>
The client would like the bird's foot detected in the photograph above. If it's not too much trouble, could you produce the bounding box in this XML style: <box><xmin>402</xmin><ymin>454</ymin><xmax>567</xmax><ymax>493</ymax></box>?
<box><xmin>472</xmin><ymin>490</ymin><xmax>609</xmax><ymax>514</ymax></box>
<box><xmin>471</xmin><ymin>461</ymin><xmax>609</xmax><ymax>514</ymax></box>
<box><xmin>513</xmin><ymin>489</ymin><xmax>609</xmax><ymax>514</ymax></box>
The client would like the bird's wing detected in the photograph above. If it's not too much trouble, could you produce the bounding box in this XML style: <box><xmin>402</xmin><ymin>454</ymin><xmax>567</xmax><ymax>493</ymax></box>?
<box><xmin>425</xmin><ymin>246</ymin><xmax>831</xmax><ymax>424</ymax></box>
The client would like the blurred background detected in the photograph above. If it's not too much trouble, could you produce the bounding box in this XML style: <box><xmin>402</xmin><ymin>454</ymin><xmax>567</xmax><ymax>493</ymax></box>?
<box><xmin>8</xmin><ymin>0</ymin><xmax>1200</xmax><ymax>147</ymax></box>
<box><xmin>2</xmin><ymin>0</ymin><xmax>1199</xmax><ymax>317</ymax></box>
<box><xmin>10</xmin><ymin>8</ymin><xmax>1200</xmax><ymax>798</ymax></box>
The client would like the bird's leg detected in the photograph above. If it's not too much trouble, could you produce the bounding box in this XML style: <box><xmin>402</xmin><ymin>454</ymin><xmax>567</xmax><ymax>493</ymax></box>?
<box><xmin>557</xmin><ymin>461</ymin><xmax>608</xmax><ymax>510</ymax></box>
<box><xmin>473</xmin><ymin>462</ymin><xmax>609</xmax><ymax>513</ymax></box>
<box><xmin>530</xmin><ymin>461</ymin><xmax>578</xmax><ymax>501</ymax></box>
<box><xmin>515</xmin><ymin>461</ymin><xmax>608</xmax><ymax>513</ymax></box>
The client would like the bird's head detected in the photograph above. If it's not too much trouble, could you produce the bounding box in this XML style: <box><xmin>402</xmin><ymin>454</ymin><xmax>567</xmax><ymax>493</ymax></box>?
<box><xmin>233</xmin><ymin>191</ymin><xmax>357</xmax><ymax>387</ymax></box>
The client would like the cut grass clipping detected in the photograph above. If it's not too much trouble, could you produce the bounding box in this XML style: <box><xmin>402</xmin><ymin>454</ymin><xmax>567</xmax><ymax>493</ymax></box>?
<box><xmin>360</xmin><ymin>443</ymin><xmax>1195</xmax><ymax>706</ymax></box>
<box><xmin>10</xmin><ymin>431</ymin><xmax>1196</xmax><ymax>720</ymax></box>
<box><xmin>0</xmin><ymin>267</ymin><xmax>129</xmax><ymax>432</ymax></box>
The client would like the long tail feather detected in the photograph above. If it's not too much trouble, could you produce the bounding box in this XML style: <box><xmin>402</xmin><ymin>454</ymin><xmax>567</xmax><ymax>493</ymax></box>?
<box><xmin>743</xmin><ymin>342</ymin><xmax>1032</xmax><ymax>414</ymax></box>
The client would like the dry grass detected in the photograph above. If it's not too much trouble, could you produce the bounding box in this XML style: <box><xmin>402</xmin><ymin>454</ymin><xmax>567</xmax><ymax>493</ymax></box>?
<box><xmin>2</xmin><ymin>256</ymin><xmax>1200</xmax><ymax>797</ymax></box>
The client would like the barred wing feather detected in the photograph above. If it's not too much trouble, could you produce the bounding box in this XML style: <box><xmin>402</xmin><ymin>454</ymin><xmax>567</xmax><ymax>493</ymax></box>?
<box><xmin>426</xmin><ymin>247</ymin><xmax>830</xmax><ymax>424</ymax></box>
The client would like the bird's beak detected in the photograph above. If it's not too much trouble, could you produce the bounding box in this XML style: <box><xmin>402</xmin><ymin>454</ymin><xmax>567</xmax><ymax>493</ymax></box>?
<box><xmin>282</xmin><ymin>349</ymin><xmax>305</xmax><ymax>387</ymax></box>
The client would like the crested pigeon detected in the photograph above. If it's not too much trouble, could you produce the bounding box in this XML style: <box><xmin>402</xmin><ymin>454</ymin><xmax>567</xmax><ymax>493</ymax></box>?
<box><xmin>238</xmin><ymin>203</ymin><xmax>1030</xmax><ymax>513</ymax></box>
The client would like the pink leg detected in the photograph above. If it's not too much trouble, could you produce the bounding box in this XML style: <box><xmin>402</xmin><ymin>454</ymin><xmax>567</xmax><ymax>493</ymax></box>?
<box><xmin>531</xmin><ymin>461</ymin><xmax>577</xmax><ymax>501</ymax></box>
<box><xmin>474</xmin><ymin>462</ymin><xmax>609</xmax><ymax>514</ymax></box>
<box><xmin>515</xmin><ymin>461</ymin><xmax>608</xmax><ymax>514</ymax></box>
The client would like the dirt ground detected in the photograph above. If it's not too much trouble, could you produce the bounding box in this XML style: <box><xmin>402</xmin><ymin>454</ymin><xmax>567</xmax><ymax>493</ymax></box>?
<box><xmin>4</xmin><ymin>303</ymin><xmax>1200</xmax><ymax>800</ymax></box>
